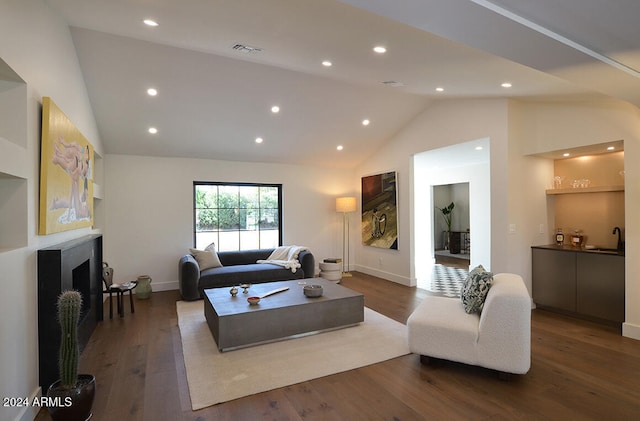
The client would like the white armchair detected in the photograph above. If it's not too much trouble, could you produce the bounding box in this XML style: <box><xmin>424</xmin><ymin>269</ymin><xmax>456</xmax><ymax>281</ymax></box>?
<box><xmin>407</xmin><ymin>273</ymin><xmax>531</xmax><ymax>376</ymax></box>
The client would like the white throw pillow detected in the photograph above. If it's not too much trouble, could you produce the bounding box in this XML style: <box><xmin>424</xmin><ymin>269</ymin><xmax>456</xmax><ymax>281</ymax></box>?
<box><xmin>189</xmin><ymin>243</ymin><xmax>222</xmax><ymax>270</ymax></box>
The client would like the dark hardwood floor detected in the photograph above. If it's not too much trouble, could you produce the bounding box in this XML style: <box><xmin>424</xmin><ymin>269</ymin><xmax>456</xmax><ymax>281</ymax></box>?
<box><xmin>36</xmin><ymin>272</ymin><xmax>640</xmax><ymax>420</ymax></box>
<box><xmin>434</xmin><ymin>253</ymin><xmax>470</xmax><ymax>270</ymax></box>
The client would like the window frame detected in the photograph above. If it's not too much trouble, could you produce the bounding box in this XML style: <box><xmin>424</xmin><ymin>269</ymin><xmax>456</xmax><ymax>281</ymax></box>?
<box><xmin>192</xmin><ymin>181</ymin><xmax>283</xmax><ymax>251</ymax></box>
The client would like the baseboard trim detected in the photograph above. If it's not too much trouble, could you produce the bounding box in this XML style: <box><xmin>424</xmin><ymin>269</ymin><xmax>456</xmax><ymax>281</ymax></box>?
<box><xmin>14</xmin><ymin>387</ymin><xmax>41</xmax><ymax>421</ymax></box>
<box><xmin>151</xmin><ymin>280</ymin><xmax>179</xmax><ymax>292</ymax></box>
<box><xmin>622</xmin><ymin>322</ymin><xmax>640</xmax><ymax>340</ymax></box>
<box><xmin>354</xmin><ymin>265</ymin><xmax>414</xmax><ymax>287</ymax></box>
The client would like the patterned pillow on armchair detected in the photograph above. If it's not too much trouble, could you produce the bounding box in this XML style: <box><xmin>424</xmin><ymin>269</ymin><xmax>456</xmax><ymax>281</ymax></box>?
<box><xmin>460</xmin><ymin>264</ymin><xmax>493</xmax><ymax>314</ymax></box>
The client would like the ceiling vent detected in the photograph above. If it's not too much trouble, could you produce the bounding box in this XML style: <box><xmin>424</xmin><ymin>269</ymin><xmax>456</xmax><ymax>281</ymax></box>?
<box><xmin>382</xmin><ymin>80</ymin><xmax>405</xmax><ymax>87</ymax></box>
<box><xmin>231</xmin><ymin>43</ymin><xmax>264</xmax><ymax>53</ymax></box>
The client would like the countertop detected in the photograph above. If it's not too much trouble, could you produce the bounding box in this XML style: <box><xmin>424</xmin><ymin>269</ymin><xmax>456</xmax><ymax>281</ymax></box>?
<box><xmin>532</xmin><ymin>244</ymin><xmax>624</xmax><ymax>256</ymax></box>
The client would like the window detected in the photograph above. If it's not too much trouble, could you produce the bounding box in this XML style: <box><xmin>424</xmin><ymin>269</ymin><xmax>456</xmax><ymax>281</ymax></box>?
<box><xmin>193</xmin><ymin>182</ymin><xmax>282</xmax><ymax>251</ymax></box>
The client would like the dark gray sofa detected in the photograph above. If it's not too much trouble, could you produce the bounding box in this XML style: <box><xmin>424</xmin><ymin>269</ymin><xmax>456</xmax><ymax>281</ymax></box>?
<box><xmin>179</xmin><ymin>248</ymin><xmax>315</xmax><ymax>300</ymax></box>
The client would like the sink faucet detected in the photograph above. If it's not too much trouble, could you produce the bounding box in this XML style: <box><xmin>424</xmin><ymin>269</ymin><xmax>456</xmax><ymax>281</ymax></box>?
<box><xmin>612</xmin><ymin>226</ymin><xmax>624</xmax><ymax>252</ymax></box>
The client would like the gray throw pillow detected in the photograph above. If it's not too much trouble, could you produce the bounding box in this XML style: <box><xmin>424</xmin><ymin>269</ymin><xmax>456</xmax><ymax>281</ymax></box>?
<box><xmin>460</xmin><ymin>265</ymin><xmax>493</xmax><ymax>314</ymax></box>
<box><xmin>189</xmin><ymin>242</ymin><xmax>222</xmax><ymax>270</ymax></box>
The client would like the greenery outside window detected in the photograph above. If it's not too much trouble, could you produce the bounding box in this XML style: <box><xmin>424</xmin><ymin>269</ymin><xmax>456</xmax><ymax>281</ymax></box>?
<box><xmin>193</xmin><ymin>182</ymin><xmax>282</xmax><ymax>251</ymax></box>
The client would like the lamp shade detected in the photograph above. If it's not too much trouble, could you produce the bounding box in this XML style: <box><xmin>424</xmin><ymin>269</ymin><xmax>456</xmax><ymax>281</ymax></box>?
<box><xmin>336</xmin><ymin>196</ymin><xmax>356</xmax><ymax>213</ymax></box>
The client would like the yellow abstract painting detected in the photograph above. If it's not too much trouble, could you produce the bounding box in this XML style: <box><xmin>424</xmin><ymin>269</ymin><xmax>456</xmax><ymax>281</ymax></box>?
<box><xmin>39</xmin><ymin>97</ymin><xmax>94</xmax><ymax>235</ymax></box>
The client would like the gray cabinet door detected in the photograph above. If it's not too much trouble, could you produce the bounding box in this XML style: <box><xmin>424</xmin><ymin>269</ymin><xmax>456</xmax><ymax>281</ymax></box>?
<box><xmin>532</xmin><ymin>248</ymin><xmax>576</xmax><ymax>312</ymax></box>
<box><xmin>577</xmin><ymin>254</ymin><xmax>625</xmax><ymax>322</ymax></box>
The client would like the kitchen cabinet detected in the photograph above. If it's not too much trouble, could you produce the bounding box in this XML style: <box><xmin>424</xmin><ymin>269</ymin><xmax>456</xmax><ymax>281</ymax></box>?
<box><xmin>532</xmin><ymin>248</ymin><xmax>576</xmax><ymax>312</ymax></box>
<box><xmin>577</xmin><ymin>253</ymin><xmax>625</xmax><ymax>322</ymax></box>
<box><xmin>532</xmin><ymin>245</ymin><xmax>625</xmax><ymax>323</ymax></box>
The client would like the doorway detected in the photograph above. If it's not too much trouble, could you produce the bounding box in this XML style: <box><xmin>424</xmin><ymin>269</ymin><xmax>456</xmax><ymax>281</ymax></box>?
<box><xmin>412</xmin><ymin>138</ymin><xmax>491</xmax><ymax>293</ymax></box>
<box><xmin>434</xmin><ymin>183</ymin><xmax>470</xmax><ymax>267</ymax></box>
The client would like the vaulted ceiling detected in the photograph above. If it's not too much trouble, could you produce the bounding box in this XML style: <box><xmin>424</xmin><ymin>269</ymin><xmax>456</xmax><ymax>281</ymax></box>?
<box><xmin>44</xmin><ymin>0</ymin><xmax>640</xmax><ymax>168</ymax></box>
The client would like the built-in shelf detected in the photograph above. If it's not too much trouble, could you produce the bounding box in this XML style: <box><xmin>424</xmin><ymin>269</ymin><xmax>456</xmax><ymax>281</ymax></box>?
<box><xmin>0</xmin><ymin>137</ymin><xmax>28</xmax><ymax>179</ymax></box>
<box><xmin>0</xmin><ymin>59</ymin><xmax>27</xmax><ymax>149</ymax></box>
<box><xmin>92</xmin><ymin>153</ymin><xmax>103</xmax><ymax>200</ymax></box>
<box><xmin>93</xmin><ymin>182</ymin><xmax>103</xmax><ymax>200</ymax></box>
<box><xmin>0</xmin><ymin>174</ymin><xmax>28</xmax><ymax>250</ymax></box>
<box><xmin>0</xmin><ymin>59</ymin><xmax>28</xmax><ymax>252</ymax></box>
<box><xmin>546</xmin><ymin>185</ymin><xmax>624</xmax><ymax>195</ymax></box>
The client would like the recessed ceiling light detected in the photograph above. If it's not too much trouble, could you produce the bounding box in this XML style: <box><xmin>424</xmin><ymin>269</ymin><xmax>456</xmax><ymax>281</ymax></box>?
<box><xmin>475</xmin><ymin>146</ymin><xmax>483</xmax><ymax>151</ymax></box>
<box><xmin>362</xmin><ymin>119</ymin><xmax>370</xmax><ymax>126</ymax></box>
<box><xmin>143</xmin><ymin>19</ymin><xmax>158</xmax><ymax>27</ymax></box>
<box><xmin>337</xmin><ymin>145</ymin><xmax>344</xmax><ymax>151</ymax></box>
<box><xmin>563</xmin><ymin>153</ymin><xmax>570</xmax><ymax>157</ymax></box>
<box><xmin>373</xmin><ymin>46</ymin><xmax>387</xmax><ymax>54</ymax></box>
<box><xmin>607</xmin><ymin>146</ymin><xmax>615</xmax><ymax>150</ymax></box>
<box><xmin>322</xmin><ymin>60</ymin><xmax>332</xmax><ymax>67</ymax></box>
<box><xmin>147</xmin><ymin>88</ymin><xmax>158</xmax><ymax>96</ymax></box>
<box><xmin>435</xmin><ymin>87</ymin><xmax>444</xmax><ymax>92</ymax></box>
<box><xmin>148</xmin><ymin>127</ymin><xmax>158</xmax><ymax>134</ymax></box>
<box><xmin>255</xmin><ymin>137</ymin><xmax>264</xmax><ymax>144</ymax></box>
<box><xmin>501</xmin><ymin>82</ymin><xmax>512</xmax><ymax>88</ymax></box>
<box><xmin>271</xmin><ymin>105</ymin><xmax>280</xmax><ymax>113</ymax></box>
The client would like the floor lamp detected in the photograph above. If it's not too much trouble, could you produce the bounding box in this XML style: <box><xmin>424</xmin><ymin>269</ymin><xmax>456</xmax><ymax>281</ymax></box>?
<box><xmin>336</xmin><ymin>197</ymin><xmax>356</xmax><ymax>277</ymax></box>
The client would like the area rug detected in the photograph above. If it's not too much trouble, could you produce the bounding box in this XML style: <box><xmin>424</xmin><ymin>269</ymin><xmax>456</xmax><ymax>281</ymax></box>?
<box><xmin>176</xmin><ymin>300</ymin><xmax>410</xmax><ymax>410</ymax></box>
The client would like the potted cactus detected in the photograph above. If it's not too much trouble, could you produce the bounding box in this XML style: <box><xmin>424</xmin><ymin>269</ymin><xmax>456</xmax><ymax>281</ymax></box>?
<box><xmin>46</xmin><ymin>290</ymin><xmax>96</xmax><ymax>421</ymax></box>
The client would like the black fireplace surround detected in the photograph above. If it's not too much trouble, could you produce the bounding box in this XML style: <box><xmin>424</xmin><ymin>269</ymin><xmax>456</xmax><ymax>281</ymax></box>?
<box><xmin>38</xmin><ymin>234</ymin><xmax>103</xmax><ymax>391</ymax></box>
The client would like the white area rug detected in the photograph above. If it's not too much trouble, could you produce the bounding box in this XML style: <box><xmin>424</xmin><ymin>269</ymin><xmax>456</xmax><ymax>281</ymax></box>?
<box><xmin>176</xmin><ymin>300</ymin><xmax>410</xmax><ymax>410</ymax></box>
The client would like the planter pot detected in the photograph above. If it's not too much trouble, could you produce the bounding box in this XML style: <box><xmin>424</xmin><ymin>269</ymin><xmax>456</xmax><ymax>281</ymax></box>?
<box><xmin>448</xmin><ymin>232</ymin><xmax>461</xmax><ymax>254</ymax></box>
<box><xmin>47</xmin><ymin>374</ymin><xmax>96</xmax><ymax>421</ymax></box>
<box><xmin>135</xmin><ymin>275</ymin><xmax>152</xmax><ymax>299</ymax></box>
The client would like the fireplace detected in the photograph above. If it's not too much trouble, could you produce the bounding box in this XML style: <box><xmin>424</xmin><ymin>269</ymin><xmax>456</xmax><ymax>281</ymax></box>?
<box><xmin>38</xmin><ymin>234</ymin><xmax>103</xmax><ymax>391</ymax></box>
<box><xmin>72</xmin><ymin>259</ymin><xmax>92</xmax><ymax>325</ymax></box>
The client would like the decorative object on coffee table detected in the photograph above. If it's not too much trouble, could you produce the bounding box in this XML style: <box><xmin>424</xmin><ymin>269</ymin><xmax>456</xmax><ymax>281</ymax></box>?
<box><xmin>336</xmin><ymin>197</ymin><xmax>356</xmax><ymax>277</ymax></box>
<box><xmin>303</xmin><ymin>284</ymin><xmax>323</xmax><ymax>297</ymax></box>
<box><xmin>259</xmin><ymin>286</ymin><xmax>289</xmax><ymax>298</ymax></box>
<box><xmin>229</xmin><ymin>286</ymin><xmax>238</xmax><ymax>296</ymax></box>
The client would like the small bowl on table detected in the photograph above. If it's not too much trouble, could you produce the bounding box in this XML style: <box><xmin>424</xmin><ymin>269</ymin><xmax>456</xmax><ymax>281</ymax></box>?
<box><xmin>303</xmin><ymin>285</ymin><xmax>323</xmax><ymax>298</ymax></box>
<box><xmin>247</xmin><ymin>296</ymin><xmax>261</xmax><ymax>305</ymax></box>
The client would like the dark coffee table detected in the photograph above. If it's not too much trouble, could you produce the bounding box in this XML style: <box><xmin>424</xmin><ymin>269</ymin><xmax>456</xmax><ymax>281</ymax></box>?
<box><xmin>204</xmin><ymin>278</ymin><xmax>364</xmax><ymax>351</ymax></box>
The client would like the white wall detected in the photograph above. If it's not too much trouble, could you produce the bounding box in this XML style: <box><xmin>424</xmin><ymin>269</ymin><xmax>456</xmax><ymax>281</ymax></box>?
<box><xmin>354</xmin><ymin>99</ymin><xmax>510</xmax><ymax>286</ymax></box>
<box><xmin>450</xmin><ymin>183</ymin><xmax>470</xmax><ymax>232</ymax></box>
<box><xmin>0</xmin><ymin>2</ymin><xmax>103</xmax><ymax>421</ymax></box>
<box><xmin>505</xmin><ymin>101</ymin><xmax>555</xmax><ymax>296</ymax></box>
<box><xmin>104</xmin><ymin>154</ymin><xmax>355</xmax><ymax>291</ymax></box>
<box><xmin>509</xmin><ymin>99</ymin><xmax>640</xmax><ymax>340</ymax></box>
